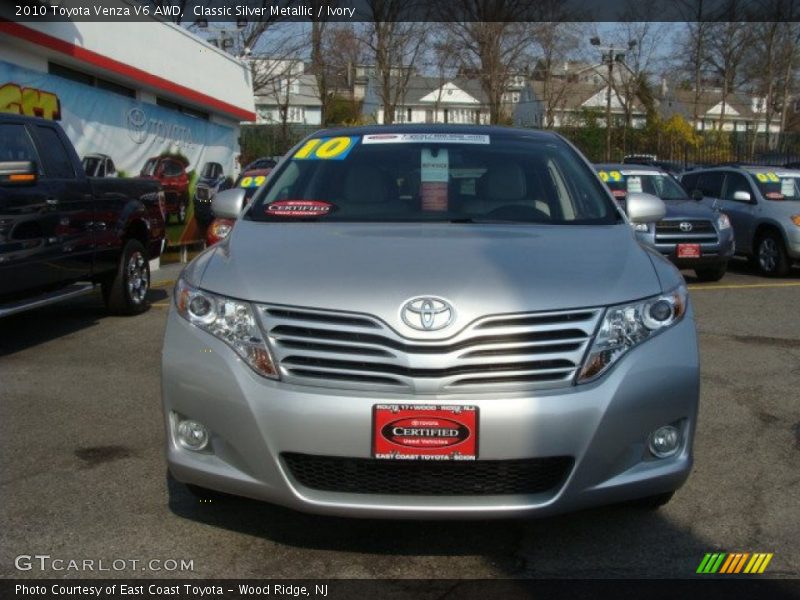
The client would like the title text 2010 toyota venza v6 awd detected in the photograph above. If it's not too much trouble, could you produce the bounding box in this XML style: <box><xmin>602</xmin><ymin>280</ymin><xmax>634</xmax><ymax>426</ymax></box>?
<box><xmin>162</xmin><ymin>126</ymin><xmax>699</xmax><ymax>519</ymax></box>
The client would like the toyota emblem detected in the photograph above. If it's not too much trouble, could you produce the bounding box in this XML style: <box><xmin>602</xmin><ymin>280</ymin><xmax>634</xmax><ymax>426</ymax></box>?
<box><xmin>401</xmin><ymin>297</ymin><xmax>455</xmax><ymax>331</ymax></box>
<box><xmin>679</xmin><ymin>221</ymin><xmax>693</xmax><ymax>232</ymax></box>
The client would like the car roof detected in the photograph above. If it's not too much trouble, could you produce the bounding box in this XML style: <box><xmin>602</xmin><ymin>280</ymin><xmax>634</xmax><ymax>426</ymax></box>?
<box><xmin>594</xmin><ymin>163</ymin><xmax>663</xmax><ymax>173</ymax></box>
<box><xmin>690</xmin><ymin>165</ymin><xmax>800</xmax><ymax>174</ymax></box>
<box><xmin>309</xmin><ymin>124</ymin><xmax>564</xmax><ymax>142</ymax></box>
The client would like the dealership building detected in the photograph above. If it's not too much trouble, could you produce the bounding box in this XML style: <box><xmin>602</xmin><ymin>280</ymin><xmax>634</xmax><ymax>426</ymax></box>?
<box><xmin>0</xmin><ymin>18</ymin><xmax>255</xmax><ymax>179</ymax></box>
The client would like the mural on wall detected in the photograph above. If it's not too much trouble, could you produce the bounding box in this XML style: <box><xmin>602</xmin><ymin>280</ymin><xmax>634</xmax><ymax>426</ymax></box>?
<box><xmin>0</xmin><ymin>61</ymin><xmax>239</xmax><ymax>242</ymax></box>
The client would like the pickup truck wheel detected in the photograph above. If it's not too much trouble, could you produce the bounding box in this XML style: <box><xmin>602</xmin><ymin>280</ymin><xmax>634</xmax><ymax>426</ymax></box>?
<box><xmin>103</xmin><ymin>240</ymin><xmax>150</xmax><ymax>315</ymax></box>
<box><xmin>756</xmin><ymin>232</ymin><xmax>789</xmax><ymax>277</ymax></box>
<box><xmin>694</xmin><ymin>262</ymin><xmax>727</xmax><ymax>282</ymax></box>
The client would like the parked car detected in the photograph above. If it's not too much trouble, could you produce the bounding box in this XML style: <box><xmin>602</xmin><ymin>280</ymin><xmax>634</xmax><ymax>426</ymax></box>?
<box><xmin>82</xmin><ymin>153</ymin><xmax>117</xmax><ymax>178</ymax></box>
<box><xmin>0</xmin><ymin>114</ymin><xmax>165</xmax><ymax>317</ymax></box>
<box><xmin>140</xmin><ymin>155</ymin><xmax>189</xmax><ymax>224</ymax></box>
<box><xmin>193</xmin><ymin>161</ymin><xmax>230</xmax><ymax>226</ymax></box>
<box><xmin>681</xmin><ymin>166</ymin><xmax>800</xmax><ymax>276</ymax></box>
<box><xmin>596</xmin><ymin>164</ymin><xmax>735</xmax><ymax>281</ymax></box>
<box><xmin>163</xmin><ymin>125</ymin><xmax>698</xmax><ymax>518</ymax></box>
<box><xmin>205</xmin><ymin>165</ymin><xmax>272</xmax><ymax>245</ymax></box>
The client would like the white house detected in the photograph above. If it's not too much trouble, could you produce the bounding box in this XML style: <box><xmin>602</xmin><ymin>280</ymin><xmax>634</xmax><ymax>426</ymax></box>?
<box><xmin>363</xmin><ymin>76</ymin><xmax>490</xmax><ymax>125</ymax></box>
<box><xmin>250</xmin><ymin>59</ymin><xmax>322</xmax><ymax>126</ymax></box>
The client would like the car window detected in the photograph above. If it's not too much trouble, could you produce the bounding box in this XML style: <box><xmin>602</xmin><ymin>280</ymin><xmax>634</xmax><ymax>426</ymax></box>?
<box><xmin>599</xmin><ymin>169</ymin><xmax>688</xmax><ymax>200</ymax></box>
<box><xmin>724</xmin><ymin>172</ymin><xmax>752</xmax><ymax>201</ymax></box>
<box><xmin>163</xmin><ymin>161</ymin><xmax>183</xmax><ymax>177</ymax></box>
<box><xmin>107</xmin><ymin>159</ymin><xmax>116</xmax><ymax>175</ymax></box>
<box><xmin>0</xmin><ymin>123</ymin><xmax>43</xmax><ymax>175</ymax></box>
<box><xmin>681</xmin><ymin>172</ymin><xmax>698</xmax><ymax>192</ymax></box>
<box><xmin>248</xmin><ymin>134</ymin><xmax>619</xmax><ymax>225</ymax></box>
<box><xmin>34</xmin><ymin>125</ymin><xmax>76</xmax><ymax>179</ymax></box>
<box><xmin>141</xmin><ymin>158</ymin><xmax>157</xmax><ymax>176</ymax></box>
<box><xmin>697</xmin><ymin>171</ymin><xmax>724</xmax><ymax>197</ymax></box>
<box><xmin>747</xmin><ymin>171</ymin><xmax>800</xmax><ymax>201</ymax></box>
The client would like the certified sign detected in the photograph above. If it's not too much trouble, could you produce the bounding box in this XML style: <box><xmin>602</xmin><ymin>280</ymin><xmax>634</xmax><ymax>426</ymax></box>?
<box><xmin>373</xmin><ymin>405</ymin><xmax>478</xmax><ymax>460</ymax></box>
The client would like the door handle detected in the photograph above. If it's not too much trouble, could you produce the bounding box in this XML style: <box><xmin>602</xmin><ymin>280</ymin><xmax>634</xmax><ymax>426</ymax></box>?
<box><xmin>45</xmin><ymin>197</ymin><xmax>59</xmax><ymax>206</ymax></box>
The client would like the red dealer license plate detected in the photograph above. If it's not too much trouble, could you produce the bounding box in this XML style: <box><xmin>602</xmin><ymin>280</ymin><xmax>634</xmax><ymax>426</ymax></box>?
<box><xmin>372</xmin><ymin>405</ymin><xmax>478</xmax><ymax>460</ymax></box>
<box><xmin>677</xmin><ymin>243</ymin><xmax>702</xmax><ymax>258</ymax></box>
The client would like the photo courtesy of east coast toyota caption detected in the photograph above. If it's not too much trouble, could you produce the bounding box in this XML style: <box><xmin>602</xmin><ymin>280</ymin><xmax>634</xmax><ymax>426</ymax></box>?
<box><xmin>163</xmin><ymin>126</ymin><xmax>697</xmax><ymax>518</ymax></box>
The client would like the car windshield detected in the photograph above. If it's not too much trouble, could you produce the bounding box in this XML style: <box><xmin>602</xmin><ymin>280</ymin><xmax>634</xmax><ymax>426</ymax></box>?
<box><xmin>598</xmin><ymin>168</ymin><xmax>688</xmax><ymax>201</ymax></box>
<box><xmin>748</xmin><ymin>171</ymin><xmax>800</xmax><ymax>201</ymax></box>
<box><xmin>247</xmin><ymin>133</ymin><xmax>620</xmax><ymax>224</ymax></box>
<box><xmin>201</xmin><ymin>163</ymin><xmax>220</xmax><ymax>178</ymax></box>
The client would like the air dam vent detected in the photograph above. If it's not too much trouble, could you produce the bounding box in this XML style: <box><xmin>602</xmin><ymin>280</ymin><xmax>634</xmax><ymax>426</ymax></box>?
<box><xmin>282</xmin><ymin>453</ymin><xmax>575</xmax><ymax>496</ymax></box>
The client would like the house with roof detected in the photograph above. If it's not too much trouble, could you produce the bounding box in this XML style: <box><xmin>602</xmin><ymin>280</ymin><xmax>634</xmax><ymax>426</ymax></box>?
<box><xmin>362</xmin><ymin>76</ymin><xmax>490</xmax><ymax>125</ymax></box>
<box><xmin>514</xmin><ymin>80</ymin><xmax>647</xmax><ymax>129</ymax></box>
<box><xmin>656</xmin><ymin>86</ymin><xmax>781</xmax><ymax>134</ymax></box>
<box><xmin>251</xmin><ymin>60</ymin><xmax>322</xmax><ymax>126</ymax></box>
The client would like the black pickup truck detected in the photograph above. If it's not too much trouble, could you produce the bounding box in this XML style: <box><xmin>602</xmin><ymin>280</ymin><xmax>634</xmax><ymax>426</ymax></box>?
<box><xmin>0</xmin><ymin>114</ymin><xmax>166</xmax><ymax>317</ymax></box>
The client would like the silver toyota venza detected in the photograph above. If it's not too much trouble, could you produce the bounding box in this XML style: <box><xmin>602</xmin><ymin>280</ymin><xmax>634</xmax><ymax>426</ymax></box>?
<box><xmin>162</xmin><ymin>125</ymin><xmax>698</xmax><ymax>518</ymax></box>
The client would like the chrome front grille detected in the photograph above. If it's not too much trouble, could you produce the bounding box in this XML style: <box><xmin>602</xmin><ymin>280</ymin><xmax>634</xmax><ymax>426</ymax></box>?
<box><xmin>654</xmin><ymin>219</ymin><xmax>718</xmax><ymax>246</ymax></box>
<box><xmin>258</xmin><ymin>305</ymin><xmax>601</xmax><ymax>393</ymax></box>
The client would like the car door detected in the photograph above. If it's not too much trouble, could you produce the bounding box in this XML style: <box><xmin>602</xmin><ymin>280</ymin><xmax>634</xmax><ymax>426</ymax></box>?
<box><xmin>719</xmin><ymin>170</ymin><xmax>758</xmax><ymax>254</ymax></box>
<box><xmin>0</xmin><ymin>121</ymin><xmax>64</xmax><ymax>297</ymax></box>
<box><xmin>29</xmin><ymin>123</ymin><xmax>96</xmax><ymax>284</ymax></box>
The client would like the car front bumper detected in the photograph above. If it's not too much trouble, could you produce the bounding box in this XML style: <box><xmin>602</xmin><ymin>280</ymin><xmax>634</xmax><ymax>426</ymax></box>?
<box><xmin>162</xmin><ymin>305</ymin><xmax>699</xmax><ymax>519</ymax></box>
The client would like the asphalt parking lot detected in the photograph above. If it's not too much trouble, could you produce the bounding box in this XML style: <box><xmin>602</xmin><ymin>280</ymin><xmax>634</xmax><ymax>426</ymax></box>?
<box><xmin>1</xmin><ymin>259</ymin><xmax>799</xmax><ymax>579</ymax></box>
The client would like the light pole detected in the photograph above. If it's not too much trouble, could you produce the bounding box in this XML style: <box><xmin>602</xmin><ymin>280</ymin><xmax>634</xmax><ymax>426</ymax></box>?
<box><xmin>590</xmin><ymin>37</ymin><xmax>636</xmax><ymax>161</ymax></box>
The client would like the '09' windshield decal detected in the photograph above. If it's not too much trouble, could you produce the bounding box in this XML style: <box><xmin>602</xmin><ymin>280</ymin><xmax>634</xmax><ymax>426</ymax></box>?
<box><xmin>293</xmin><ymin>136</ymin><xmax>359</xmax><ymax>160</ymax></box>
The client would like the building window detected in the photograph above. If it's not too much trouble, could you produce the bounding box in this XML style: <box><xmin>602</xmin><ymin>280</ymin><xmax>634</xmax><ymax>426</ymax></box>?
<box><xmin>407</xmin><ymin>107</ymin><xmax>413</xmax><ymax>122</ymax></box>
<box><xmin>49</xmin><ymin>62</ymin><xmax>135</xmax><ymax>99</ymax></box>
<box><xmin>156</xmin><ymin>97</ymin><xmax>209</xmax><ymax>120</ymax></box>
<box><xmin>443</xmin><ymin>108</ymin><xmax>449</xmax><ymax>124</ymax></box>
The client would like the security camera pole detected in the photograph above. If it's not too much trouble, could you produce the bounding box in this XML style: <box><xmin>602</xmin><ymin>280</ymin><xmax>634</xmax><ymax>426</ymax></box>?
<box><xmin>590</xmin><ymin>37</ymin><xmax>636</xmax><ymax>161</ymax></box>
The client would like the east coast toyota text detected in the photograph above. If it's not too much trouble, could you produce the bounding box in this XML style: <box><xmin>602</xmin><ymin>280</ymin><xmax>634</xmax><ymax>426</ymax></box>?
<box><xmin>161</xmin><ymin>125</ymin><xmax>699</xmax><ymax>518</ymax></box>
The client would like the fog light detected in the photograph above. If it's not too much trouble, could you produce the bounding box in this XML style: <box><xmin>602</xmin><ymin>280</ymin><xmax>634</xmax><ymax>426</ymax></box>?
<box><xmin>648</xmin><ymin>425</ymin><xmax>680</xmax><ymax>458</ymax></box>
<box><xmin>176</xmin><ymin>419</ymin><xmax>209</xmax><ymax>451</ymax></box>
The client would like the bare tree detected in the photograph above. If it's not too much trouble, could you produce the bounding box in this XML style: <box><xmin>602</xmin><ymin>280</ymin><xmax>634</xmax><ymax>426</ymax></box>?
<box><xmin>531</xmin><ymin>22</ymin><xmax>585</xmax><ymax>128</ymax></box>
<box><xmin>776</xmin><ymin>23</ymin><xmax>800</xmax><ymax>139</ymax></box>
<box><xmin>361</xmin><ymin>1</ymin><xmax>428</xmax><ymax>124</ymax></box>
<box><xmin>322</xmin><ymin>24</ymin><xmax>369</xmax><ymax>122</ymax></box>
<box><xmin>704</xmin><ymin>21</ymin><xmax>751</xmax><ymax>129</ymax></box>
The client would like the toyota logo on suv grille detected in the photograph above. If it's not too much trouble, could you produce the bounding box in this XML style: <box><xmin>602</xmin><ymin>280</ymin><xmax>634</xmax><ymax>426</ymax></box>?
<box><xmin>401</xmin><ymin>297</ymin><xmax>455</xmax><ymax>331</ymax></box>
<box><xmin>679</xmin><ymin>221</ymin><xmax>694</xmax><ymax>232</ymax></box>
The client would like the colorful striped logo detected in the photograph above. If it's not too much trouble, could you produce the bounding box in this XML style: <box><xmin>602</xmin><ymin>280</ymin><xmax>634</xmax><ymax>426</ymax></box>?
<box><xmin>696</xmin><ymin>552</ymin><xmax>773</xmax><ymax>574</ymax></box>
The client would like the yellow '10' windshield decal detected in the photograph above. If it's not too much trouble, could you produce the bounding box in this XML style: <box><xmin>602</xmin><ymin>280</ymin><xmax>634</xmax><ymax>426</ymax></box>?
<box><xmin>294</xmin><ymin>136</ymin><xmax>359</xmax><ymax>160</ymax></box>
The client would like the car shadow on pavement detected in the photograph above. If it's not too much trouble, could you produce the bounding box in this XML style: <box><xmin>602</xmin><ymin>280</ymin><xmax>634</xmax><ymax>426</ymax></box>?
<box><xmin>0</xmin><ymin>288</ymin><xmax>167</xmax><ymax>356</ymax></box>
<box><xmin>166</xmin><ymin>474</ymin><xmax>730</xmax><ymax>578</ymax></box>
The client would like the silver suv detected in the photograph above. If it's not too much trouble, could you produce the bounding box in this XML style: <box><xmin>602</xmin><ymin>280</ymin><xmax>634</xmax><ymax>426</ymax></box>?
<box><xmin>162</xmin><ymin>126</ymin><xmax>699</xmax><ymax>519</ymax></box>
<box><xmin>681</xmin><ymin>166</ymin><xmax>800</xmax><ymax>276</ymax></box>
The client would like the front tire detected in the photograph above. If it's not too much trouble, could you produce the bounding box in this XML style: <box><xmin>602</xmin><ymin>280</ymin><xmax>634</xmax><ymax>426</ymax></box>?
<box><xmin>102</xmin><ymin>239</ymin><xmax>150</xmax><ymax>315</ymax></box>
<box><xmin>755</xmin><ymin>232</ymin><xmax>789</xmax><ymax>277</ymax></box>
<box><xmin>694</xmin><ymin>261</ymin><xmax>727</xmax><ymax>282</ymax></box>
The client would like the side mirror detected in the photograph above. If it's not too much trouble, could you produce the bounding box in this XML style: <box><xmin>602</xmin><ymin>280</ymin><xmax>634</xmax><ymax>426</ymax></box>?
<box><xmin>0</xmin><ymin>161</ymin><xmax>38</xmax><ymax>185</ymax></box>
<box><xmin>691</xmin><ymin>189</ymin><xmax>704</xmax><ymax>201</ymax></box>
<box><xmin>626</xmin><ymin>192</ymin><xmax>666</xmax><ymax>224</ymax></box>
<box><xmin>212</xmin><ymin>187</ymin><xmax>247</xmax><ymax>220</ymax></box>
<box><xmin>733</xmin><ymin>190</ymin><xmax>751</xmax><ymax>202</ymax></box>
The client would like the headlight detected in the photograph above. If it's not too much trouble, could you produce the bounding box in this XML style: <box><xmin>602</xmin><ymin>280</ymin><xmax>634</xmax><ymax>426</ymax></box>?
<box><xmin>174</xmin><ymin>278</ymin><xmax>278</xmax><ymax>379</ymax></box>
<box><xmin>717</xmin><ymin>213</ymin><xmax>731</xmax><ymax>230</ymax></box>
<box><xmin>577</xmin><ymin>284</ymin><xmax>688</xmax><ymax>383</ymax></box>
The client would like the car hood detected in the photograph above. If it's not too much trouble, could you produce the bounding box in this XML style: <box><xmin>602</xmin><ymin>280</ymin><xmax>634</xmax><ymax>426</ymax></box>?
<box><xmin>199</xmin><ymin>222</ymin><xmax>663</xmax><ymax>337</ymax></box>
<box><xmin>662</xmin><ymin>199</ymin><xmax>717</xmax><ymax>219</ymax></box>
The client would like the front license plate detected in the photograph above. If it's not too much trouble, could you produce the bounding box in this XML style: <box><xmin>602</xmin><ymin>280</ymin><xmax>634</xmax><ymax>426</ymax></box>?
<box><xmin>372</xmin><ymin>404</ymin><xmax>478</xmax><ymax>460</ymax></box>
<box><xmin>677</xmin><ymin>243</ymin><xmax>701</xmax><ymax>258</ymax></box>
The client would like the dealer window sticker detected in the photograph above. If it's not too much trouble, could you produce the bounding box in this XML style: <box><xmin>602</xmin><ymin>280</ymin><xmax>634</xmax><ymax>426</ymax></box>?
<box><xmin>293</xmin><ymin>136</ymin><xmax>359</xmax><ymax>160</ymax></box>
<box><xmin>627</xmin><ymin>176</ymin><xmax>643</xmax><ymax>193</ymax></box>
<box><xmin>362</xmin><ymin>133</ymin><xmax>490</xmax><ymax>145</ymax></box>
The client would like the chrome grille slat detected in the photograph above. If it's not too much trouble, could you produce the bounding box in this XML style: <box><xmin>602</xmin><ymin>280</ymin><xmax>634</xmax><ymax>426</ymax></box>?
<box><xmin>259</xmin><ymin>304</ymin><xmax>602</xmax><ymax>393</ymax></box>
<box><xmin>654</xmin><ymin>219</ymin><xmax>719</xmax><ymax>246</ymax></box>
